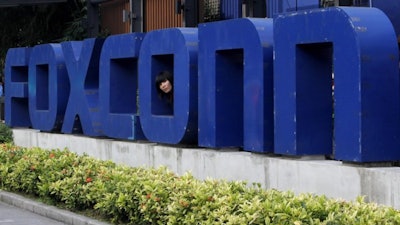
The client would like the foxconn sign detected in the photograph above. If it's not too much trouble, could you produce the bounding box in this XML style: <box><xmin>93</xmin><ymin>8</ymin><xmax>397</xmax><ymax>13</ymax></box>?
<box><xmin>5</xmin><ymin>7</ymin><xmax>400</xmax><ymax>163</ymax></box>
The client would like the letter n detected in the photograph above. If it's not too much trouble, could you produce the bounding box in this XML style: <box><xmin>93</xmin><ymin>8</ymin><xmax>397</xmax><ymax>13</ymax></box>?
<box><xmin>198</xmin><ymin>18</ymin><xmax>274</xmax><ymax>152</ymax></box>
<box><xmin>274</xmin><ymin>7</ymin><xmax>400</xmax><ymax>162</ymax></box>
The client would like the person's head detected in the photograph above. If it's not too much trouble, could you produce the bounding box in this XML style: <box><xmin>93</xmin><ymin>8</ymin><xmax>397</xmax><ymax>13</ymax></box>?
<box><xmin>155</xmin><ymin>71</ymin><xmax>173</xmax><ymax>99</ymax></box>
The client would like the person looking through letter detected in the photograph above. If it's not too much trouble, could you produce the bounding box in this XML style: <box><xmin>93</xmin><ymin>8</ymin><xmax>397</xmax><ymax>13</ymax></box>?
<box><xmin>155</xmin><ymin>70</ymin><xmax>173</xmax><ymax>104</ymax></box>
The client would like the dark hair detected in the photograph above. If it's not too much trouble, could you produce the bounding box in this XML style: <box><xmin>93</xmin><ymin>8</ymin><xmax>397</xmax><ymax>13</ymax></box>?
<box><xmin>155</xmin><ymin>70</ymin><xmax>173</xmax><ymax>102</ymax></box>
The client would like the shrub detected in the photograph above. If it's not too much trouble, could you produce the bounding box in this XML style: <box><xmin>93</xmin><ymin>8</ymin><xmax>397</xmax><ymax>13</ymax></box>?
<box><xmin>0</xmin><ymin>123</ymin><xmax>13</xmax><ymax>144</ymax></box>
<box><xmin>0</xmin><ymin>145</ymin><xmax>399</xmax><ymax>224</ymax></box>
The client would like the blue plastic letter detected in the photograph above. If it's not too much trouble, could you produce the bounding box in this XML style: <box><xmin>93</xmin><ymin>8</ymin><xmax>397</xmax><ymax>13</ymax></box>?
<box><xmin>274</xmin><ymin>7</ymin><xmax>400</xmax><ymax>162</ymax></box>
<box><xmin>198</xmin><ymin>18</ymin><xmax>274</xmax><ymax>152</ymax></box>
<box><xmin>61</xmin><ymin>38</ymin><xmax>104</xmax><ymax>136</ymax></box>
<box><xmin>99</xmin><ymin>33</ymin><xmax>145</xmax><ymax>139</ymax></box>
<box><xmin>5</xmin><ymin>47</ymin><xmax>32</xmax><ymax>127</ymax></box>
<box><xmin>138</xmin><ymin>28</ymin><xmax>198</xmax><ymax>144</ymax></box>
<box><xmin>29</xmin><ymin>44</ymin><xmax>69</xmax><ymax>131</ymax></box>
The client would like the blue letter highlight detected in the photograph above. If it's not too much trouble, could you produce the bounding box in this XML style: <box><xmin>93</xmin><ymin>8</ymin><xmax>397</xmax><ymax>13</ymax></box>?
<box><xmin>198</xmin><ymin>18</ymin><xmax>274</xmax><ymax>152</ymax></box>
<box><xmin>61</xmin><ymin>38</ymin><xmax>104</xmax><ymax>136</ymax></box>
<box><xmin>99</xmin><ymin>33</ymin><xmax>145</xmax><ymax>140</ymax></box>
<box><xmin>274</xmin><ymin>7</ymin><xmax>400</xmax><ymax>162</ymax></box>
<box><xmin>28</xmin><ymin>44</ymin><xmax>69</xmax><ymax>131</ymax></box>
<box><xmin>5</xmin><ymin>47</ymin><xmax>32</xmax><ymax>127</ymax></box>
<box><xmin>138</xmin><ymin>28</ymin><xmax>198</xmax><ymax>144</ymax></box>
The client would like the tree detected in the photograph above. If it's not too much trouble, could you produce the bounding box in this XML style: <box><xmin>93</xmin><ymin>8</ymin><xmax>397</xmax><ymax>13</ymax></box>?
<box><xmin>0</xmin><ymin>0</ymin><xmax>88</xmax><ymax>74</ymax></box>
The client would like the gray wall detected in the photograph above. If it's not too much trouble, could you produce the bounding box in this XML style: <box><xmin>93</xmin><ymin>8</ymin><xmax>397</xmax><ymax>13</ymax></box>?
<box><xmin>12</xmin><ymin>128</ymin><xmax>400</xmax><ymax>209</ymax></box>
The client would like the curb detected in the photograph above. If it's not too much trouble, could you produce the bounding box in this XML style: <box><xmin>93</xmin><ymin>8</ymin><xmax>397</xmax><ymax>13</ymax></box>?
<box><xmin>0</xmin><ymin>190</ymin><xmax>110</xmax><ymax>225</ymax></box>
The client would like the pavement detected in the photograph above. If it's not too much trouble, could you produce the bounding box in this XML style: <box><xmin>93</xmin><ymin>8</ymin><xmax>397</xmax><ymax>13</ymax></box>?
<box><xmin>0</xmin><ymin>190</ymin><xmax>110</xmax><ymax>225</ymax></box>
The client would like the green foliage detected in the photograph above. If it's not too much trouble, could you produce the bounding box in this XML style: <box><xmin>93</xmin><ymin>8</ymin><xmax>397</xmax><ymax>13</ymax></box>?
<box><xmin>0</xmin><ymin>123</ymin><xmax>13</xmax><ymax>144</ymax></box>
<box><xmin>0</xmin><ymin>1</ymin><xmax>88</xmax><ymax>71</ymax></box>
<box><xmin>60</xmin><ymin>0</ymin><xmax>88</xmax><ymax>41</ymax></box>
<box><xmin>0</xmin><ymin>145</ymin><xmax>400</xmax><ymax>225</ymax></box>
<box><xmin>203</xmin><ymin>0</ymin><xmax>221</xmax><ymax>22</ymax></box>
<box><xmin>49</xmin><ymin>154</ymin><xmax>116</xmax><ymax>210</ymax></box>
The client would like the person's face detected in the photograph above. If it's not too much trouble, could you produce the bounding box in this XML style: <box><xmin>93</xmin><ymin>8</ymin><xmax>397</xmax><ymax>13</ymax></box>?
<box><xmin>159</xmin><ymin>80</ymin><xmax>172</xmax><ymax>94</ymax></box>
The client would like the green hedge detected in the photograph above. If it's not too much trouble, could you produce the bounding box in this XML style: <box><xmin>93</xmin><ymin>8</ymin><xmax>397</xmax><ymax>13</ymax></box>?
<box><xmin>0</xmin><ymin>123</ymin><xmax>13</xmax><ymax>144</ymax></box>
<box><xmin>0</xmin><ymin>144</ymin><xmax>399</xmax><ymax>224</ymax></box>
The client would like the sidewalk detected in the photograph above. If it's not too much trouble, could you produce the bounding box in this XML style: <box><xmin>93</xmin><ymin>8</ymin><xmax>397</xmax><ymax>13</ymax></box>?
<box><xmin>0</xmin><ymin>190</ymin><xmax>110</xmax><ymax>225</ymax></box>
<box><xmin>0</xmin><ymin>201</ymin><xmax>66</xmax><ymax>225</ymax></box>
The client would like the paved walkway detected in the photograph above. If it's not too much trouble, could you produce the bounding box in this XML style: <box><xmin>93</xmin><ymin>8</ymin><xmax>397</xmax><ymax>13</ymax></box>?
<box><xmin>0</xmin><ymin>191</ymin><xmax>110</xmax><ymax>225</ymax></box>
<box><xmin>0</xmin><ymin>201</ymin><xmax>66</xmax><ymax>225</ymax></box>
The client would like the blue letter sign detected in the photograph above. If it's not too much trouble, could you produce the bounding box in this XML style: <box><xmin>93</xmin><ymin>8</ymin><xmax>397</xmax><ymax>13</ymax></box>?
<box><xmin>138</xmin><ymin>28</ymin><xmax>198</xmax><ymax>144</ymax></box>
<box><xmin>28</xmin><ymin>44</ymin><xmax>69</xmax><ymax>132</ymax></box>
<box><xmin>61</xmin><ymin>38</ymin><xmax>104</xmax><ymax>136</ymax></box>
<box><xmin>5</xmin><ymin>47</ymin><xmax>31</xmax><ymax>127</ymax></box>
<box><xmin>274</xmin><ymin>7</ymin><xmax>400</xmax><ymax>161</ymax></box>
<box><xmin>99</xmin><ymin>33</ymin><xmax>145</xmax><ymax>140</ymax></box>
<box><xmin>4</xmin><ymin>7</ymin><xmax>400</xmax><ymax>163</ymax></box>
<box><xmin>198</xmin><ymin>18</ymin><xmax>274</xmax><ymax>152</ymax></box>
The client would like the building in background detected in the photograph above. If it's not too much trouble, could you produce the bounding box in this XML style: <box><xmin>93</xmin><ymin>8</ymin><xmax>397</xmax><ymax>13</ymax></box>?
<box><xmin>96</xmin><ymin>0</ymin><xmax>268</xmax><ymax>34</ymax></box>
<box><xmin>0</xmin><ymin>1</ymin><xmax>398</xmax><ymax>44</ymax></box>
<box><xmin>95</xmin><ymin>0</ymin><xmax>399</xmax><ymax>44</ymax></box>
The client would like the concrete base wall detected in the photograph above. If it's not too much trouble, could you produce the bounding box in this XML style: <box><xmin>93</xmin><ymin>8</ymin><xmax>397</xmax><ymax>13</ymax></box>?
<box><xmin>12</xmin><ymin>128</ymin><xmax>400</xmax><ymax>209</ymax></box>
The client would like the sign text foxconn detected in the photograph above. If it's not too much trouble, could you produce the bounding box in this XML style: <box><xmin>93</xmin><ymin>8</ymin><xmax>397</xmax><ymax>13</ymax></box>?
<box><xmin>5</xmin><ymin>7</ymin><xmax>400</xmax><ymax>162</ymax></box>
